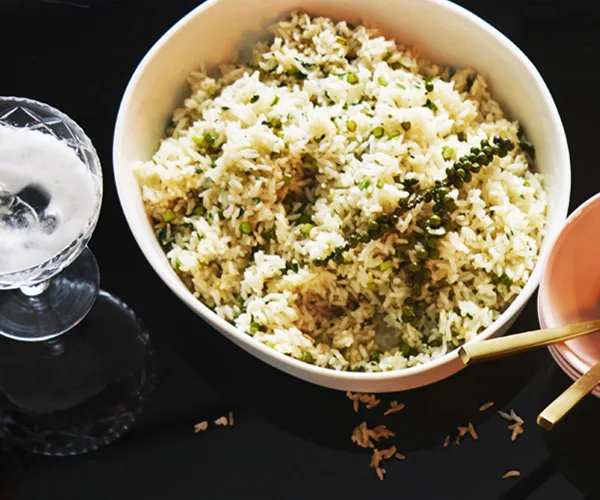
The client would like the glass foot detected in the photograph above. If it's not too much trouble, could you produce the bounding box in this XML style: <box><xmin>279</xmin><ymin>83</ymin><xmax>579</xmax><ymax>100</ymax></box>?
<box><xmin>0</xmin><ymin>290</ymin><xmax>155</xmax><ymax>456</ymax></box>
<box><xmin>0</xmin><ymin>248</ymin><xmax>99</xmax><ymax>342</ymax></box>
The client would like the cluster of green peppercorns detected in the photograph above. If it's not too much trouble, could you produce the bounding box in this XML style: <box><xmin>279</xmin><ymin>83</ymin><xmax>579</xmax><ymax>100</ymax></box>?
<box><xmin>311</xmin><ymin>135</ymin><xmax>516</xmax><ymax>323</ymax></box>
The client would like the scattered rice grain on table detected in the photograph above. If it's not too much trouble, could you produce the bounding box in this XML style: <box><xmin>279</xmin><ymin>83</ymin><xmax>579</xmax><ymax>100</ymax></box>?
<box><xmin>136</xmin><ymin>11</ymin><xmax>547</xmax><ymax>373</ymax></box>
<box><xmin>502</xmin><ymin>470</ymin><xmax>521</xmax><ymax>479</ymax></box>
<box><xmin>228</xmin><ymin>411</ymin><xmax>235</xmax><ymax>426</ymax></box>
<box><xmin>347</xmin><ymin>392</ymin><xmax>381</xmax><ymax>411</ymax></box>
<box><xmin>479</xmin><ymin>401</ymin><xmax>495</xmax><ymax>411</ymax></box>
<box><xmin>443</xmin><ymin>434</ymin><xmax>451</xmax><ymax>447</ymax></box>
<box><xmin>351</xmin><ymin>421</ymin><xmax>395</xmax><ymax>449</ymax></box>
<box><xmin>384</xmin><ymin>401</ymin><xmax>405</xmax><ymax>415</ymax></box>
<box><xmin>499</xmin><ymin>409</ymin><xmax>524</xmax><ymax>441</ymax></box>
<box><xmin>468</xmin><ymin>422</ymin><xmax>479</xmax><ymax>440</ymax></box>
<box><xmin>194</xmin><ymin>421</ymin><xmax>208</xmax><ymax>433</ymax></box>
<box><xmin>214</xmin><ymin>416</ymin><xmax>229</xmax><ymax>426</ymax></box>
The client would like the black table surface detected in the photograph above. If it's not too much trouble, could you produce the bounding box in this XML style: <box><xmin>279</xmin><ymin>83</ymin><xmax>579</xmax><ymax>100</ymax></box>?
<box><xmin>1</xmin><ymin>0</ymin><xmax>600</xmax><ymax>499</ymax></box>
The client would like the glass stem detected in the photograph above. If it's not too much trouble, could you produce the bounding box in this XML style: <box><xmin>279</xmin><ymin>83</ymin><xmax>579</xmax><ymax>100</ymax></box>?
<box><xmin>20</xmin><ymin>280</ymin><xmax>51</xmax><ymax>297</ymax></box>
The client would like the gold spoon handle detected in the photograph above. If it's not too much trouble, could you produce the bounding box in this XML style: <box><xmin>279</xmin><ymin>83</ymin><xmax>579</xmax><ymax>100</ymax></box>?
<box><xmin>458</xmin><ymin>320</ymin><xmax>600</xmax><ymax>366</ymax></box>
<box><xmin>537</xmin><ymin>360</ymin><xmax>600</xmax><ymax>430</ymax></box>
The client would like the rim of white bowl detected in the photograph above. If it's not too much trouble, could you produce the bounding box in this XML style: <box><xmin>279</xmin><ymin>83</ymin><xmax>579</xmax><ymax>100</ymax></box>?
<box><xmin>114</xmin><ymin>0</ymin><xmax>571</xmax><ymax>385</ymax></box>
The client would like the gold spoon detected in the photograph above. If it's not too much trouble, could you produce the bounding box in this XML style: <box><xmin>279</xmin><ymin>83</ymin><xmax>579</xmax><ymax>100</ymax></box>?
<box><xmin>457</xmin><ymin>319</ymin><xmax>600</xmax><ymax>430</ymax></box>
<box><xmin>537</xmin><ymin>360</ymin><xmax>600</xmax><ymax>430</ymax></box>
<box><xmin>458</xmin><ymin>320</ymin><xmax>600</xmax><ymax>365</ymax></box>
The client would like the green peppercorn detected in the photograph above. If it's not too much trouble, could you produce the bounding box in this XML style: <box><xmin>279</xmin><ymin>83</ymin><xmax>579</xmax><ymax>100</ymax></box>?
<box><xmin>470</xmin><ymin>147</ymin><xmax>481</xmax><ymax>156</ymax></box>
<box><xmin>366</xmin><ymin>221</ymin><xmax>379</xmax><ymax>234</ymax></box>
<box><xmin>455</xmin><ymin>168</ymin><xmax>466</xmax><ymax>180</ymax></box>
<box><xmin>333</xmin><ymin>252</ymin><xmax>345</xmax><ymax>264</ymax></box>
<box><xmin>452</xmin><ymin>177</ymin><xmax>464</xmax><ymax>188</ymax></box>
<box><xmin>379</xmin><ymin>222</ymin><xmax>391</xmax><ymax>233</ymax></box>
<box><xmin>475</xmin><ymin>152</ymin><xmax>487</xmax><ymax>165</ymax></box>
<box><xmin>348</xmin><ymin>234</ymin><xmax>359</xmax><ymax>248</ymax></box>
<box><xmin>412</xmin><ymin>284</ymin><xmax>422</xmax><ymax>297</ymax></box>
<box><xmin>390</xmin><ymin>214</ymin><xmax>399</xmax><ymax>225</ymax></box>
<box><xmin>464</xmin><ymin>171</ymin><xmax>473</xmax><ymax>182</ymax></box>
<box><xmin>360</xmin><ymin>232</ymin><xmax>371</xmax><ymax>243</ymax></box>
<box><xmin>470</xmin><ymin>163</ymin><xmax>481</xmax><ymax>173</ymax></box>
<box><xmin>429</xmin><ymin>248</ymin><xmax>440</xmax><ymax>259</ymax></box>
<box><xmin>482</xmin><ymin>145</ymin><xmax>493</xmax><ymax>157</ymax></box>
<box><xmin>424</xmin><ymin>191</ymin><xmax>433</xmax><ymax>202</ymax></box>
<box><xmin>498</xmin><ymin>148</ymin><xmax>508</xmax><ymax>158</ymax></box>
<box><xmin>421</xmin><ymin>267</ymin><xmax>432</xmax><ymax>281</ymax></box>
<box><xmin>503</xmin><ymin>138</ymin><xmax>515</xmax><ymax>151</ymax></box>
<box><xmin>371</xmin><ymin>229</ymin><xmax>383</xmax><ymax>239</ymax></box>
<box><xmin>481</xmin><ymin>139</ymin><xmax>491</xmax><ymax>149</ymax></box>
<box><xmin>409</xmin><ymin>261</ymin><xmax>421</xmax><ymax>273</ymax></box>
<box><xmin>402</xmin><ymin>304</ymin><xmax>415</xmax><ymax>318</ymax></box>
<box><xmin>429</xmin><ymin>214</ymin><xmax>442</xmax><ymax>228</ymax></box>
<box><xmin>379</xmin><ymin>213</ymin><xmax>390</xmax><ymax>223</ymax></box>
<box><xmin>313</xmin><ymin>258</ymin><xmax>325</xmax><ymax>267</ymax></box>
<box><xmin>416</xmin><ymin>247</ymin><xmax>428</xmax><ymax>261</ymax></box>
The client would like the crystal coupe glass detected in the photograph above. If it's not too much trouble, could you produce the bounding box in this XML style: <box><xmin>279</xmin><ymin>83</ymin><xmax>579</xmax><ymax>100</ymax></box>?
<box><xmin>0</xmin><ymin>97</ymin><xmax>154</xmax><ymax>456</ymax></box>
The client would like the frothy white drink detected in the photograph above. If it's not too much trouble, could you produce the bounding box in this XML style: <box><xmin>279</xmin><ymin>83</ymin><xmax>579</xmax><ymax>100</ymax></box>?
<box><xmin>0</xmin><ymin>125</ymin><xmax>98</xmax><ymax>273</ymax></box>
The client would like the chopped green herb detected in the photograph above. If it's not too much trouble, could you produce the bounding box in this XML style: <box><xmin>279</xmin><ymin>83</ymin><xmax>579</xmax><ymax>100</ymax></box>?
<box><xmin>336</xmin><ymin>36</ymin><xmax>347</xmax><ymax>44</ymax></box>
<box><xmin>271</xmin><ymin>96</ymin><xmax>280</xmax><ymax>106</ymax></box>
<box><xmin>290</xmin><ymin>261</ymin><xmax>299</xmax><ymax>273</ymax></box>
<box><xmin>347</xmin><ymin>120</ymin><xmax>357</xmax><ymax>132</ymax></box>
<box><xmin>376</xmin><ymin>178</ymin><xmax>385</xmax><ymax>188</ymax></box>
<box><xmin>358</xmin><ymin>178</ymin><xmax>372</xmax><ymax>190</ymax></box>
<box><xmin>239</xmin><ymin>221</ymin><xmax>253</xmax><ymax>235</ymax></box>
<box><xmin>253</xmin><ymin>197</ymin><xmax>261</xmax><ymax>203</ymax></box>
<box><xmin>383</xmin><ymin>51</ymin><xmax>392</xmax><ymax>61</ymax></box>
<box><xmin>524</xmin><ymin>181</ymin><xmax>531</xmax><ymax>187</ymax></box>
<box><xmin>379</xmin><ymin>260</ymin><xmax>394</xmax><ymax>272</ymax></box>
<box><xmin>236</xmin><ymin>295</ymin><xmax>244</xmax><ymax>305</ymax></box>
<box><xmin>314</xmin><ymin>134</ymin><xmax>326</xmax><ymax>143</ymax></box>
<box><xmin>442</xmin><ymin>146</ymin><xmax>455</xmax><ymax>161</ymax></box>
<box><xmin>191</xmin><ymin>135</ymin><xmax>204</xmax><ymax>145</ymax></box>
<box><xmin>250</xmin><ymin>322</ymin><xmax>261</xmax><ymax>333</ymax></box>
<box><xmin>396</xmin><ymin>82</ymin><xmax>407</xmax><ymax>90</ymax></box>
<box><xmin>466</xmin><ymin>75</ymin><xmax>475</xmax><ymax>92</ymax></box>
<box><xmin>267</xmin><ymin>65</ymin><xmax>279</xmax><ymax>73</ymax></box>
<box><xmin>301</xmin><ymin>351</ymin><xmax>313</xmax><ymax>363</ymax></box>
<box><xmin>283</xmin><ymin>173</ymin><xmax>292</xmax><ymax>185</ymax></box>
<box><xmin>372</xmin><ymin>126</ymin><xmax>384</xmax><ymax>138</ymax></box>
<box><xmin>377</xmin><ymin>76</ymin><xmax>388</xmax><ymax>86</ymax></box>
<box><xmin>194</xmin><ymin>167</ymin><xmax>203</xmax><ymax>174</ymax></box>
<box><xmin>424</xmin><ymin>99</ymin><xmax>438</xmax><ymax>112</ymax></box>
<box><xmin>347</xmin><ymin>73</ymin><xmax>359</xmax><ymax>85</ymax></box>
<box><xmin>162</xmin><ymin>210</ymin><xmax>176</xmax><ymax>223</ymax></box>
<box><xmin>263</xmin><ymin>230</ymin><xmax>276</xmax><ymax>241</ymax></box>
<box><xmin>192</xmin><ymin>204</ymin><xmax>206</xmax><ymax>217</ymax></box>
<box><xmin>250</xmin><ymin>95</ymin><xmax>260</xmax><ymax>103</ymax></box>
<box><xmin>457</xmin><ymin>131</ymin><xmax>467</xmax><ymax>142</ymax></box>
<box><xmin>221</xmin><ymin>106</ymin><xmax>230</xmax><ymax>111</ymax></box>
<box><xmin>388</xmin><ymin>133</ymin><xmax>400</xmax><ymax>140</ymax></box>
<box><xmin>466</xmin><ymin>313</ymin><xmax>474</xmax><ymax>320</ymax></box>
<box><xmin>204</xmin><ymin>133</ymin><xmax>218</xmax><ymax>144</ymax></box>
<box><xmin>300</xmin><ymin>223</ymin><xmax>313</xmax><ymax>235</ymax></box>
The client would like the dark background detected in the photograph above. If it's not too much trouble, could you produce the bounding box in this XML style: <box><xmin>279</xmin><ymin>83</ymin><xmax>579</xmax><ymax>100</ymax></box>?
<box><xmin>1</xmin><ymin>0</ymin><xmax>600</xmax><ymax>498</ymax></box>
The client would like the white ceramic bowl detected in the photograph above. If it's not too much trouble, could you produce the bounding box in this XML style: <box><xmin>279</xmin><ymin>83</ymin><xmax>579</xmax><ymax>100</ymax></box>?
<box><xmin>114</xmin><ymin>0</ymin><xmax>570</xmax><ymax>392</ymax></box>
